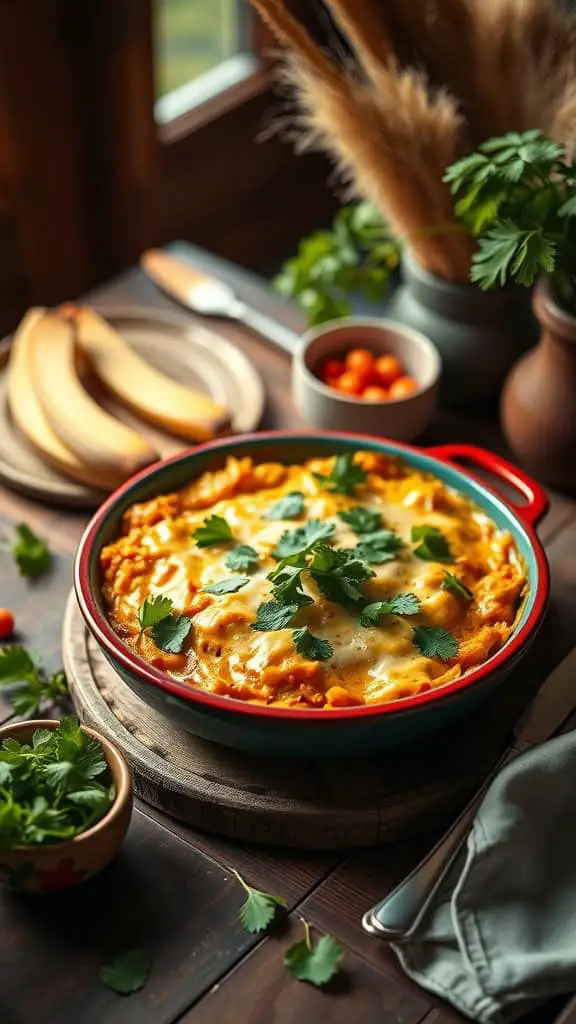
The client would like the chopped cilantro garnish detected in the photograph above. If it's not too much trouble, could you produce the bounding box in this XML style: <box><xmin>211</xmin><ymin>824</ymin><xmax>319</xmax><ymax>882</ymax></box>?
<box><xmin>138</xmin><ymin>594</ymin><xmax>173</xmax><ymax>630</ymax></box>
<box><xmin>225</xmin><ymin>545</ymin><xmax>259</xmax><ymax>572</ymax></box>
<box><xmin>292</xmin><ymin>627</ymin><xmax>333</xmax><ymax>661</ymax></box>
<box><xmin>251</xmin><ymin>601</ymin><xmax>300</xmax><ymax>632</ymax></box>
<box><xmin>412</xmin><ymin>625</ymin><xmax>458</xmax><ymax>661</ymax></box>
<box><xmin>267</xmin><ymin>563</ymin><xmax>313</xmax><ymax>608</ymax></box>
<box><xmin>411</xmin><ymin>525</ymin><xmax>453</xmax><ymax>563</ymax></box>
<box><xmin>192</xmin><ymin>515</ymin><xmax>233</xmax><ymax>548</ymax></box>
<box><xmin>314</xmin><ymin>452</ymin><xmax>367</xmax><ymax>494</ymax></box>
<box><xmin>338</xmin><ymin>506</ymin><xmax>382</xmax><ymax>534</ymax></box>
<box><xmin>150</xmin><ymin>615</ymin><xmax>192</xmax><ymax>654</ymax></box>
<box><xmin>264</xmin><ymin>492</ymin><xmax>305</xmax><ymax>520</ymax></box>
<box><xmin>203</xmin><ymin>577</ymin><xmax>250</xmax><ymax>595</ymax></box>
<box><xmin>273</xmin><ymin>519</ymin><xmax>335</xmax><ymax>559</ymax></box>
<box><xmin>442</xmin><ymin>572</ymin><xmax>473</xmax><ymax>601</ymax></box>
<box><xmin>356</xmin><ymin>529</ymin><xmax>403</xmax><ymax>564</ymax></box>
<box><xmin>360</xmin><ymin>593</ymin><xmax>421</xmax><ymax>626</ymax></box>
<box><xmin>309</xmin><ymin>544</ymin><xmax>374</xmax><ymax>607</ymax></box>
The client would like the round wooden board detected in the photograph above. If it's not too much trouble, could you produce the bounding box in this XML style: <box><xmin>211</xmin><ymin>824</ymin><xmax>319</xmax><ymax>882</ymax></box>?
<box><xmin>62</xmin><ymin>591</ymin><xmax>533</xmax><ymax>849</ymax></box>
<box><xmin>0</xmin><ymin>305</ymin><xmax>265</xmax><ymax>509</ymax></box>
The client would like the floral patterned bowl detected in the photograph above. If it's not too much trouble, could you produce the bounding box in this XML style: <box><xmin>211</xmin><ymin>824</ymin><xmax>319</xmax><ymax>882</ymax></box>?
<box><xmin>0</xmin><ymin>719</ymin><xmax>133</xmax><ymax>894</ymax></box>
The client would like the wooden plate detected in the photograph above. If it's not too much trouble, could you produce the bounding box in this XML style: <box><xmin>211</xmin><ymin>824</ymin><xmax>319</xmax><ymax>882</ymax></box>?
<box><xmin>0</xmin><ymin>304</ymin><xmax>265</xmax><ymax>508</ymax></box>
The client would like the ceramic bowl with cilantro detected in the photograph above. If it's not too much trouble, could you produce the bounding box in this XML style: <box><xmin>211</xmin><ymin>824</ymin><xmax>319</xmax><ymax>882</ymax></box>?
<box><xmin>0</xmin><ymin>717</ymin><xmax>133</xmax><ymax>893</ymax></box>
<box><xmin>75</xmin><ymin>431</ymin><xmax>547</xmax><ymax>757</ymax></box>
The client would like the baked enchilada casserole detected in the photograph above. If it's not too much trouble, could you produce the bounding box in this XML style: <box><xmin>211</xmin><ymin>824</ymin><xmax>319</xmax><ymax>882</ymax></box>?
<box><xmin>100</xmin><ymin>451</ymin><xmax>527</xmax><ymax>709</ymax></box>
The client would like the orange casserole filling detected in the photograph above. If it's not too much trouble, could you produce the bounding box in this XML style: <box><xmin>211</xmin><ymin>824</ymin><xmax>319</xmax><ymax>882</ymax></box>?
<box><xmin>100</xmin><ymin>452</ymin><xmax>527</xmax><ymax>710</ymax></box>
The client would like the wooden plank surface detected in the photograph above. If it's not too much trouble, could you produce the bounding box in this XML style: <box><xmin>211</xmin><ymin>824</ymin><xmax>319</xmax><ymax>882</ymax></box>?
<box><xmin>1</xmin><ymin>243</ymin><xmax>575</xmax><ymax>1024</ymax></box>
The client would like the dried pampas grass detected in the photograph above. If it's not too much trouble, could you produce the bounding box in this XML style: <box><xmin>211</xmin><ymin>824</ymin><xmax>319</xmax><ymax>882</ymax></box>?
<box><xmin>249</xmin><ymin>0</ymin><xmax>576</xmax><ymax>282</ymax></box>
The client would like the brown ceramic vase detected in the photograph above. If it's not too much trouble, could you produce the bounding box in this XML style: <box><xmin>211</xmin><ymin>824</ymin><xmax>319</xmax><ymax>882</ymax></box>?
<box><xmin>501</xmin><ymin>281</ymin><xmax>576</xmax><ymax>492</ymax></box>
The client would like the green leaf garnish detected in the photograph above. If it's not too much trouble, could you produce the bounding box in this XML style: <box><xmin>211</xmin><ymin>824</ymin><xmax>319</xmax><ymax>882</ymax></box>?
<box><xmin>9</xmin><ymin>523</ymin><xmax>52</xmax><ymax>579</ymax></box>
<box><xmin>411</xmin><ymin>525</ymin><xmax>453</xmax><ymax>563</ymax></box>
<box><xmin>0</xmin><ymin>646</ymin><xmax>68</xmax><ymax>718</ymax></box>
<box><xmin>225</xmin><ymin>545</ymin><xmax>259</xmax><ymax>572</ymax></box>
<box><xmin>138</xmin><ymin>594</ymin><xmax>173</xmax><ymax>630</ymax></box>
<box><xmin>338</xmin><ymin>506</ymin><xmax>382</xmax><ymax>534</ymax></box>
<box><xmin>273</xmin><ymin>519</ymin><xmax>335</xmax><ymax>559</ymax></box>
<box><xmin>232</xmin><ymin>868</ymin><xmax>287</xmax><ymax>934</ymax></box>
<box><xmin>309</xmin><ymin>544</ymin><xmax>374</xmax><ymax>607</ymax></box>
<box><xmin>284</xmin><ymin>919</ymin><xmax>344</xmax><ymax>987</ymax></box>
<box><xmin>202</xmin><ymin>576</ymin><xmax>250</xmax><ymax>595</ymax></box>
<box><xmin>0</xmin><ymin>717</ymin><xmax>113</xmax><ymax>849</ymax></box>
<box><xmin>100</xmin><ymin>949</ymin><xmax>151</xmax><ymax>996</ymax></box>
<box><xmin>150</xmin><ymin>614</ymin><xmax>192</xmax><ymax>654</ymax></box>
<box><xmin>267</xmin><ymin>563</ymin><xmax>313</xmax><ymax>609</ymax></box>
<box><xmin>292</xmin><ymin>627</ymin><xmax>333</xmax><ymax>661</ymax></box>
<box><xmin>442</xmin><ymin>572</ymin><xmax>473</xmax><ymax>602</ymax></box>
<box><xmin>356</xmin><ymin>529</ymin><xmax>403</xmax><ymax>564</ymax></box>
<box><xmin>192</xmin><ymin>514</ymin><xmax>233</xmax><ymax>548</ymax></box>
<box><xmin>412</xmin><ymin>626</ymin><xmax>458</xmax><ymax>661</ymax></box>
<box><xmin>360</xmin><ymin>593</ymin><xmax>421</xmax><ymax>626</ymax></box>
<box><xmin>264</xmin><ymin>491</ymin><xmax>305</xmax><ymax>520</ymax></box>
<box><xmin>251</xmin><ymin>601</ymin><xmax>300</xmax><ymax>632</ymax></box>
<box><xmin>314</xmin><ymin>452</ymin><xmax>367</xmax><ymax>494</ymax></box>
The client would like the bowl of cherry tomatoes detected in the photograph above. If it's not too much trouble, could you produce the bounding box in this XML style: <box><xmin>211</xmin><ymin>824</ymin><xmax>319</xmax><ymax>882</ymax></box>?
<box><xmin>292</xmin><ymin>317</ymin><xmax>441</xmax><ymax>441</ymax></box>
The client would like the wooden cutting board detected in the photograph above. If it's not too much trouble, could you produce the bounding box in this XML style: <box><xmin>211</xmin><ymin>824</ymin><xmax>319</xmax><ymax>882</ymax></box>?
<box><xmin>63</xmin><ymin>592</ymin><xmax>547</xmax><ymax>850</ymax></box>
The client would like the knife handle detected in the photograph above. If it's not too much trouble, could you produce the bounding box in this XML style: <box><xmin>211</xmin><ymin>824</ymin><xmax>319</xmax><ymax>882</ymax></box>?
<box><xmin>363</xmin><ymin>748</ymin><xmax>516</xmax><ymax>940</ymax></box>
<box><xmin>234</xmin><ymin>301</ymin><xmax>301</xmax><ymax>355</ymax></box>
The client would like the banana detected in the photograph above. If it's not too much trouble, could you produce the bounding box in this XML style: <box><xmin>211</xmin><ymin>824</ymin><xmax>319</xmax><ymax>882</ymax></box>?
<box><xmin>7</xmin><ymin>309</ymin><xmax>113</xmax><ymax>490</ymax></box>
<box><xmin>69</xmin><ymin>305</ymin><xmax>230</xmax><ymax>442</ymax></box>
<box><xmin>29</xmin><ymin>314</ymin><xmax>158</xmax><ymax>487</ymax></box>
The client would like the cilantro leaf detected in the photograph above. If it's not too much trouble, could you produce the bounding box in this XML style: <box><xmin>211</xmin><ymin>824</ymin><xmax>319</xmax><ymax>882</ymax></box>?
<box><xmin>150</xmin><ymin>614</ymin><xmax>192</xmax><ymax>654</ymax></box>
<box><xmin>360</xmin><ymin>593</ymin><xmax>420</xmax><ymax>626</ymax></box>
<box><xmin>267</xmin><ymin>563</ymin><xmax>313</xmax><ymax>608</ymax></box>
<box><xmin>192</xmin><ymin>515</ymin><xmax>233</xmax><ymax>548</ymax></box>
<box><xmin>309</xmin><ymin>544</ymin><xmax>374</xmax><ymax>607</ymax></box>
<box><xmin>292</xmin><ymin>627</ymin><xmax>333</xmax><ymax>661</ymax></box>
<box><xmin>273</xmin><ymin>519</ymin><xmax>335</xmax><ymax>559</ymax></box>
<box><xmin>314</xmin><ymin>452</ymin><xmax>367</xmax><ymax>494</ymax></box>
<box><xmin>225</xmin><ymin>545</ymin><xmax>259</xmax><ymax>572</ymax></box>
<box><xmin>411</xmin><ymin>525</ymin><xmax>453</xmax><ymax>563</ymax></box>
<box><xmin>412</xmin><ymin>626</ymin><xmax>458</xmax><ymax>661</ymax></box>
<box><xmin>0</xmin><ymin>646</ymin><xmax>68</xmax><ymax>717</ymax></box>
<box><xmin>338</xmin><ymin>506</ymin><xmax>382</xmax><ymax>534</ymax></box>
<box><xmin>442</xmin><ymin>572</ymin><xmax>473</xmax><ymax>601</ymax></box>
<box><xmin>284</xmin><ymin>919</ymin><xmax>344</xmax><ymax>987</ymax></box>
<box><xmin>0</xmin><ymin>645</ymin><xmax>37</xmax><ymax>684</ymax></box>
<box><xmin>203</xmin><ymin>576</ymin><xmax>250</xmax><ymax>595</ymax></box>
<box><xmin>100</xmin><ymin>949</ymin><xmax>151</xmax><ymax>996</ymax></box>
<box><xmin>138</xmin><ymin>594</ymin><xmax>173</xmax><ymax>630</ymax></box>
<box><xmin>252</xmin><ymin>601</ymin><xmax>300</xmax><ymax>632</ymax></box>
<box><xmin>264</xmin><ymin>492</ymin><xmax>305</xmax><ymax>520</ymax></box>
<box><xmin>356</xmin><ymin>529</ymin><xmax>403</xmax><ymax>564</ymax></box>
<box><xmin>233</xmin><ymin>869</ymin><xmax>287</xmax><ymax>934</ymax></box>
<box><xmin>11</xmin><ymin>524</ymin><xmax>52</xmax><ymax>579</ymax></box>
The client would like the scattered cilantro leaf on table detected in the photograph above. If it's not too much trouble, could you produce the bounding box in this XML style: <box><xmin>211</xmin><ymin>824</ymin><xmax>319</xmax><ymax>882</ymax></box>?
<box><xmin>360</xmin><ymin>593</ymin><xmax>421</xmax><ymax>626</ymax></box>
<box><xmin>284</xmin><ymin>919</ymin><xmax>344</xmax><ymax>987</ymax></box>
<box><xmin>411</xmin><ymin>525</ymin><xmax>453</xmax><ymax>563</ymax></box>
<box><xmin>273</xmin><ymin>519</ymin><xmax>335</xmax><ymax>559</ymax></box>
<box><xmin>150</xmin><ymin>615</ymin><xmax>192</xmax><ymax>654</ymax></box>
<box><xmin>192</xmin><ymin>515</ymin><xmax>233</xmax><ymax>548</ymax></box>
<box><xmin>232</xmin><ymin>868</ymin><xmax>287</xmax><ymax>934</ymax></box>
<box><xmin>138</xmin><ymin>594</ymin><xmax>173</xmax><ymax>629</ymax></box>
<box><xmin>356</xmin><ymin>529</ymin><xmax>403</xmax><ymax>564</ymax></box>
<box><xmin>314</xmin><ymin>453</ymin><xmax>367</xmax><ymax>495</ymax></box>
<box><xmin>225</xmin><ymin>545</ymin><xmax>259</xmax><ymax>572</ymax></box>
<box><xmin>264</xmin><ymin>492</ymin><xmax>305</xmax><ymax>520</ymax></box>
<box><xmin>0</xmin><ymin>645</ymin><xmax>68</xmax><ymax>717</ymax></box>
<box><xmin>100</xmin><ymin>949</ymin><xmax>151</xmax><ymax>996</ymax></box>
<box><xmin>252</xmin><ymin>600</ymin><xmax>300</xmax><ymax>632</ymax></box>
<box><xmin>203</xmin><ymin>576</ymin><xmax>250</xmax><ymax>595</ymax></box>
<box><xmin>442</xmin><ymin>572</ymin><xmax>473</xmax><ymax>601</ymax></box>
<box><xmin>292</xmin><ymin>627</ymin><xmax>333</xmax><ymax>661</ymax></box>
<box><xmin>309</xmin><ymin>544</ymin><xmax>374</xmax><ymax>607</ymax></box>
<box><xmin>412</xmin><ymin>626</ymin><xmax>458</xmax><ymax>661</ymax></box>
<box><xmin>338</xmin><ymin>506</ymin><xmax>382</xmax><ymax>534</ymax></box>
<box><xmin>2</xmin><ymin>523</ymin><xmax>52</xmax><ymax>579</ymax></box>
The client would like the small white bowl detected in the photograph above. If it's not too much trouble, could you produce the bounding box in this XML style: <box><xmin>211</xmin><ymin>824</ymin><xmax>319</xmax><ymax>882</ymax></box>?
<box><xmin>292</xmin><ymin>317</ymin><xmax>441</xmax><ymax>441</ymax></box>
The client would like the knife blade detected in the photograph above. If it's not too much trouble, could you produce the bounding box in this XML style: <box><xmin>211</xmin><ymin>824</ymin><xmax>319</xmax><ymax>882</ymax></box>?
<box><xmin>363</xmin><ymin>646</ymin><xmax>576</xmax><ymax>941</ymax></box>
<box><xmin>140</xmin><ymin>250</ymin><xmax>299</xmax><ymax>355</ymax></box>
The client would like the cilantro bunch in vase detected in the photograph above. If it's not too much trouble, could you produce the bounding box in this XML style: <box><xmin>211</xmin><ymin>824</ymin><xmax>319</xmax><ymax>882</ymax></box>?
<box><xmin>445</xmin><ymin>130</ymin><xmax>576</xmax><ymax>490</ymax></box>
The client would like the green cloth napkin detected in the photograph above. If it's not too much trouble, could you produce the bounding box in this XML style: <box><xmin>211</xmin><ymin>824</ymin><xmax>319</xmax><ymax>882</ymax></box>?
<box><xmin>392</xmin><ymin>730</ymin><xmax>576</xmax><ymax>1024</ymax></box>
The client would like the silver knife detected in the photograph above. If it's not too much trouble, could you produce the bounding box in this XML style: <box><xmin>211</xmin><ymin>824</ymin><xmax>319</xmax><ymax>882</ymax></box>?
<box><xmin>140</xmin><ymin>249</ymin><xmax>300</xmax><ymax>355</ymax></box>
<box><xmin>363</xmin><ymin>646</ymin><xmax>576</xmax><ymax>941</ymax></box>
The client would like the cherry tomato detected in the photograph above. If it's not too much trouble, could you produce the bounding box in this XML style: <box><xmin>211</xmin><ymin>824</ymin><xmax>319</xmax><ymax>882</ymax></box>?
<box><xmin>374</xmin><ymin>354</ymin><xmax>404</xmax><ymax>387</ymax></box>
<box><xmin>0</xmin><ymin>608</ymin><xmax>15</xmax><ymax>639</ymax></box>
<box><xmin>362</xmin><ymin>385</ymin><xmax>390</xmax><ymax>402</ymax></box>
<box><xmin>389</xmin><ymin>375</ymin><xmax>418</xmax><ymax>399</ymax></box>
<box><xmin>336</xmin><ymin>371</ymin><xmax>364</xmax><ymax>396</ymax></box>
<box><xmin>345</xmin><ymin>348</ymin><xmax>376</xmax><ymax>381</ymax></box>
<box><xmin>319</xmin><ymin>357</ymin><xmax>345</xmax><ymax>382</ymax></box>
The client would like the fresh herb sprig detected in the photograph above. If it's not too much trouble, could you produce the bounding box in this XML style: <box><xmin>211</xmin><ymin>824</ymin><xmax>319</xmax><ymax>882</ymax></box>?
<box><xmin>338</xmin><ymin>506</ymin><xmax>382</xmax><ymax>534</ymax></box>
<box><xmin>232</xmin><ymin>869</ymin><xmax>287</xmax><ymax>934</ymax></box>
<box><xmin>0</xmin><ymin>717</ymin><xmax>113</xmax><ymax>848</ymax></box>
<box><xmin>314</xmin><ymin>453</ymin><xmax>367</xmax><ymax>495</ymax></box>
<box><xmin>411</xmin><ymin>525</ymin><xmax>453</xmax><ymax>563</ymax></box>
<box><xmin>356</xmin><ymin>529</ymin><xmax>403</xmax><ymax>564</ymax></box>
<box><xmin>225</xmin><ymin>545</ymin><xmax>259</xmax><ymax>572</ymax></box>
<box><xmin>264</xmin><ymin>492</ymin><xmax>305</xmax><ymax>520</ymax></box>
<box><xmin>0</xmin><ymin>646</ymin><xmax>68</xmax><ymax>717</ymax></box>
<box><xmin>360</xmin><ymin>593</ymin><xmax>420</xmax><ymax>626</ymax></box>
<box><xmin>412</xmin><ymin>626</ymin><xmax>458</xmax><ymax>661</ymax></box>
<box><xmin>138</xmin><ymin>596</ymin><xmax>191</xmax><ymax>654</ymax></box>
<box><xmin>100</xmin><ymin>950</ymin><xmax>151</xmax><ymax>996</ymax></box>
<box><xmin>192</xmin><ymin>515</ymin><xmax>233</xmax><ymax>548</ymax></box>
<box><xmin>285</xmin><ymin>919</ymin><xmax>344</xmax><ymax>987</ymax></box>
<box><xmin>443</xmin><ymin>572</ymin><xmax>473</xmax><ymax>602</ymax></box>
<box><xmin>0</xmin><ymin>523</ymin><xmax>52</xmax><ymax>579</ymax></box>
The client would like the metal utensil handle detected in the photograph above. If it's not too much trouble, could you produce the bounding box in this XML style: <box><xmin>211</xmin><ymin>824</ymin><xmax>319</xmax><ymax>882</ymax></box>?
<box><xmin>363</xmin><ymin>748</ymin><xmax>516</xmax><ymax>940</ymax></box>
<box><xmin>234</xmin><ymin>302</ymin><xmax>301</xmax><ymax>355</ymax></box>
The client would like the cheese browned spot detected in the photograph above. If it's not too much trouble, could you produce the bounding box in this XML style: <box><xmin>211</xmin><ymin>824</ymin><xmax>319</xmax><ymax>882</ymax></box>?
<box><xmin>100</xmin><ymin>453</ymin><xmax>527</xmax><ymax>709</ymax></box>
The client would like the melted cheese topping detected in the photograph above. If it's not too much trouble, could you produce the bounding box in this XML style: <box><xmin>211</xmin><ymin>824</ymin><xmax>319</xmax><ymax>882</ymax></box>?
<box><xmin>100</xmin><ymin>451</ymin><xmax>527</xmax><ymax>709</ymax></box>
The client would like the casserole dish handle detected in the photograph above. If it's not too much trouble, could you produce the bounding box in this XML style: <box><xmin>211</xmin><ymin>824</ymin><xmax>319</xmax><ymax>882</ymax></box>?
<box><xmin>426</xmin><ymin>444</ymin><xmax>548</xmax><ymax>528</ymax></box>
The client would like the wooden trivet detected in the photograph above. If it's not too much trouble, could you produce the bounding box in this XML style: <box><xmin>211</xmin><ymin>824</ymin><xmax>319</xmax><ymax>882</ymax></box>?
<box><xmin>63</xmin><ymin>591</ymin><xmax>543</xmax><ymax>849</ymax></box>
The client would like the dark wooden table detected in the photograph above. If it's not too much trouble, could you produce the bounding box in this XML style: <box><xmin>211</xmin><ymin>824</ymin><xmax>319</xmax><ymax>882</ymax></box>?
<box><xmin>2</xmin><ymin>243</ymin><xmax>576</xmax><ymax>1024</ymax></box>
